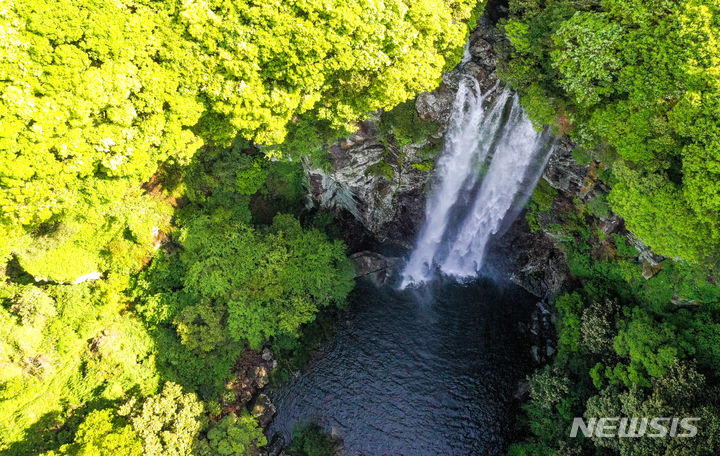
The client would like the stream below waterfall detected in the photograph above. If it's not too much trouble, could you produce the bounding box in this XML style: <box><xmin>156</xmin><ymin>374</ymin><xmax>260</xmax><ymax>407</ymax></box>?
<box><xmin>268</xmin><ymin>279</ymin><xmax>536</xmax><ymax>455</ymax></box>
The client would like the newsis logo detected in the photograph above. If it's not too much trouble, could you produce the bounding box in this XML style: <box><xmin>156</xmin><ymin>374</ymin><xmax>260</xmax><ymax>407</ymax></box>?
<box><xmin>570</xmin><ymin>417</ymin><xmax>700</xmax><ymax>438</ymax></box>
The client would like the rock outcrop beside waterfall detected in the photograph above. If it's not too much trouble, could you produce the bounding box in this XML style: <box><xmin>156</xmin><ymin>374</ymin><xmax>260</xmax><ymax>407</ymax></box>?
<box><xmin>306</xmin><ymin>119</ymin><xmax>428</xmax><ymax>247</ymax></box>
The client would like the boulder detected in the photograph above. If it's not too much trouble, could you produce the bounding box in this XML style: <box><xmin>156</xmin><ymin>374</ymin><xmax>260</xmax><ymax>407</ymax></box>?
<box><xmin>500</xmin><ymin>216</ymin><xmax>570</xmax><ymax>297</ymax></box>
<box><xmin>514</xmin><ymin>379</ymin><xmax>531</xmax><ymax>399</ymax></box>
<box><xmin>416</xmin><ymin>87</ymin><xmax>455</xmax><ymax>125</ymax></box>
<box><xmin>251</xmin><ymin>393</ymin><xmax>277</xmax><ymax>428</ymax></box>
<box><xmin>350</xmin><ymin>251</ymin><xmax>403</xmax><ymax>286</ymax></box>
<box><xmin>469</xmin><ymin>37</ymin><xmax>495</xmax><ymax>68</ymax></box>
<box><xmin>543</xmin><ymin>142</ymin><xmax>588</xmax><ymax>195</ymax></box>
<box><xmin>224</xmin><ymin>349</ymin><xmax>276</xmax><ymax>411</ymax></box>
<box><xmin>266</xmin><ymin>433</ymin><xmax>286</xmax><ymax>456</ymax></box>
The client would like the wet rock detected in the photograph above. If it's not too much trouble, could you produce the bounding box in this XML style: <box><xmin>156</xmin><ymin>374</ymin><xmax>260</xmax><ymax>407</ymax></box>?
<box><xmin>224</xmin><ymin>350</ymin><xmax>276</xmax><ymax>411</ymax></box>
<box><xmin>514</xmin><ymin>379</ymin><xmax>531</xmax><ymax>399</ymax></box>
<box><xmin>463</xmin><ymin>61</ymin><xmax>497</xmax><ymax>93</ymax></box>
<box><xmin>530</xmin><ymin>346</ymin><xmax>540</xmax><ymax>363</ymax></box>
<box><xmin>254</xmin><ymin>366</ymin><xmax>269</xmax><ymax>389</ymax></box>
<box><xmin>266</xmin><ymin>433</ymin><xmax>286</xmax><ymax>456</ymax></box>
<box><xmin>305</xmin><ymin>135</ymin><xmax>430</xmax><ymax>247</ymax></box>
<box><xmin>251</xmin><ymin>393</ymin><xmax>277</xmax><ymax>428</ymax></box>
<box><xmin>350</xmin><ymin>251</ymin><xmax>403</xmax><ymax>285</ymax></box>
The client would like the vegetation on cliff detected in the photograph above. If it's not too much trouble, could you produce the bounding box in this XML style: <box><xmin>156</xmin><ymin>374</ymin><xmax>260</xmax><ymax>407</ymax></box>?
<box><xmin>498</xmin><ymin>0</ymin><xmax>720</xmax><ymax>265</ymax></box>
<box><xmin>515</xmin><ymin>186</ymin><xmax>720</xmax><ymax>455</ymax></box>
<box><xmin>503</xmin><ymin>2</ymin><xmax>720</xmax><ymax>452</ymax></box>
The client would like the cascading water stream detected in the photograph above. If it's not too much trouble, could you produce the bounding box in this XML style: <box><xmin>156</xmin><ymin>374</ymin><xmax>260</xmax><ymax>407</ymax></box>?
<box><xmin>401</xmin><ymin>78</ymin><xmax>553</xmax><ymax>287</ymax></box>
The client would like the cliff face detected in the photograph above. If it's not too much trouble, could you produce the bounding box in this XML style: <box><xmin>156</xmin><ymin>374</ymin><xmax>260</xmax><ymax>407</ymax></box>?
<box><xmin>306</xmin><ymin>18</ymin><xmax>661</xmax><ymax>297</ymax></box>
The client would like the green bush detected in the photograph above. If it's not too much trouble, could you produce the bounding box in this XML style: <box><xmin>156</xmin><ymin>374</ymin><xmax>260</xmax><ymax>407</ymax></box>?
<box><xmin>379</xmin><ymin>101</ymin><xmax>439</xmax><ymax>146</ymax></box>
<box><xmin>201</xmin><ymin>411</ymin><xmax>266</xmax><ymax>456</ymax></box>
<box><xmin>288</xmin><ymin>422</ymin><xmax>338</xmax><ymax>456</ymax></box>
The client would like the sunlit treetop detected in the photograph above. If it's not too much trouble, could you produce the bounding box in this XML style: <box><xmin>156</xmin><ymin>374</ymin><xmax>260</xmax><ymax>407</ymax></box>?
<box><xmin>0</xmin><ymin>0</ymin><xmax>479</xmax><ymax>275</ymax></box>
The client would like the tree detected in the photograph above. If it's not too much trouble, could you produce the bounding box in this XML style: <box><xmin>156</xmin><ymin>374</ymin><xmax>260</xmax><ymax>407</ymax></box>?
<box><xmin>41</xmin><ymin>383</ymin><xmax>207</xmax><ymax>456</ymax></box>
<box><xmin>180</xmin><ymin>214</ymin><xmax>354</xmax><ymax>349</ymax></box>
<box><xmin>499</xmin><ymin>0</ymin><xmax>720</xmax><ymax>265</ymax></box>
<box><xmin>198</xmin><ymin>411</ymin><xmax>266</xmax><ymax>456</ymax></box>
<box><xmin>123</xmin><ymin>382</ymin><xmax>204</xmax><ymax>456</ymax></box>
<box><xmin>0</xmin><ymin>0</ymin><xmax>203</xmax><ymax>248</ymax></box>
<box><xmin>0</xmin><ymin>280</ymin><xmax>160</xmax><ymax>451</ymax></box>
<box><xmin>1</xmin><ymin>0</ymin><xmax>479</xmax><ymax>278</ymax></box>
<box><xmin>551</xmin><ymin>12</ymin><xmax>624</xmax><ymax>107</ymax></box>
<box><xmin>580</xmin><ymin>298</ymin><xmax>619</xmax><ymax>358</ymax></box>
<box><xmin>586</xmin><ymin>362</ymin><xmax>720</xmax><ymax>456</ymax></box>
<box><xmin>45</xmin><ymin>409</ymin><xmax>142</xmax><ymax>456</ymax></box>
<box><xmin>608</xmin><ymin>162</ymin><xmax>720</xmax><ymax>262</ymax></box>
<box><xmin>509</xmin><ymin>365</ymin><xmax>587</xmax><ymax>455</ymax></box>
<box><xmin>174</xmin><ymin>304</ymin><xmax>227</xmax><ymax>353</ymax></box>
<box><xmin>180</xmin><ymin>0</ymin><xmax>476</xmax><ymax>147</ymax></box>
<box><xmin>612</xmin><ymin>307</ymin><xmax>684</xmax><ymax>386</ymax></box>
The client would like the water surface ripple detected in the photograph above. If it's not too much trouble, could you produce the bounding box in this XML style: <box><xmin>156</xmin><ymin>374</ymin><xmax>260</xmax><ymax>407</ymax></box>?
<box><xmin>268</xmin><ymin>279</ymin><xmax>536</xmax><ymax>455</ymax></box>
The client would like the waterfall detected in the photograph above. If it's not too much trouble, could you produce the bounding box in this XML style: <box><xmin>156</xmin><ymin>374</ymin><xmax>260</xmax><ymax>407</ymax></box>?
<box><xmin>400</xmin><ymin>78</ymin><xmax>553</xmax><ymax>287</ymax></box>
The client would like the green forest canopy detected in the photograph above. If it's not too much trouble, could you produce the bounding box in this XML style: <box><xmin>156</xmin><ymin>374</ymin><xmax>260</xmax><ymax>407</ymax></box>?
<box><xmin>0</xmin><ymin>0</ymin><xmax>481</xmax><ymax>453</ymax></box>
<box><xmin>0</xmin><ymin>0</ymin><xmax>479</xmax><ymax>282</ymax></box>
<box><xmin>4</xmin><ymin>0</ymin><xmax>720</xmax><ymax>454</ymax></box>
<box><xmin>502</xmin><ymin>1</ymin><xmax>720</xmax><ymax>455</ymax></box>
<box><xmin>498</xmin><ymin>0</ymin><xmax>720</xmax><ymax>264</ymax></box>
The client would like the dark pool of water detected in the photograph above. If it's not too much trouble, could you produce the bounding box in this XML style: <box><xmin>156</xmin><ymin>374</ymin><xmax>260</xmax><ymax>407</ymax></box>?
<box><xmin>268</xmin><ymin>278</ymin><xmax>537</xmax><ymax>455</ymax></box>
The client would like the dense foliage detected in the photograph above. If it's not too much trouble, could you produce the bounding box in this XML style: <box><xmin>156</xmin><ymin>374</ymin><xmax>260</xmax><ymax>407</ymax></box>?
<box><xmin>0</xmin><ymin>143</ymin><xmax>354</xmax><ymax>454</ymax></box>
<box><xmin>1</xmin><ymin>0</ymin><xmax>480</xmax><ymax>282</ymax></box>
<box><xmin>1</xmin><ymin>0</ymin><xmax>482</xmax><ymax>453</ymax></box>
<box><xmin>504</xmin><ymin>4</ymin><xmax>720</xmax><ymax>447</ymax></box>
<box><xmin>498</xmin><ymin>0</ymin><xmax>720</xmax><ymax>264</ymax></box>
<box><xmin>513</xmin><ymin>183</ymin><xmax>720</xmax><ymax>456</ymax></box>
<box><xmin>8</xmin><ymin>0</ymin><xmax>720</xmax><ymax>454</ymax></box>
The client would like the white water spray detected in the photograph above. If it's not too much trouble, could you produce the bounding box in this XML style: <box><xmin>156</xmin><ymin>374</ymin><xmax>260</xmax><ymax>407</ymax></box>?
<box><xmin>401</xmin><ymin>79</ymin><xmax>552</xmax><ymax>287</ymax></box>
